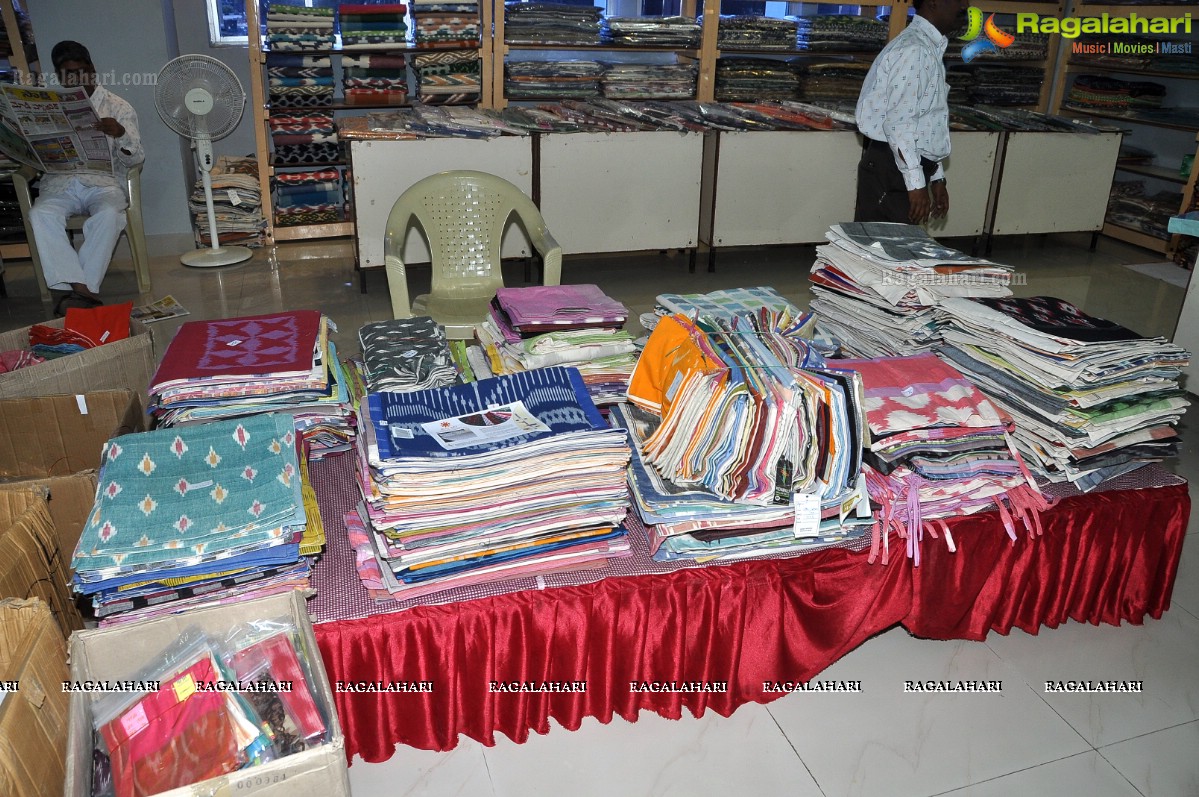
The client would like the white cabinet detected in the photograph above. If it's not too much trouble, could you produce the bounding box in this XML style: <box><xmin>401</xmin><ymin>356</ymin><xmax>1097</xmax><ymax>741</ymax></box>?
<box><xmin>538</xmin><ymin>131</ymin><xmax>704</xmax><ymax>254</ymax></box>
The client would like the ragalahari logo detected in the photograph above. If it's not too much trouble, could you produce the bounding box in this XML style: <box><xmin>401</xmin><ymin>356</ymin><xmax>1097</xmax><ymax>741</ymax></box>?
<box><xmin>959</xmin><ymin>7</ymin><xmax>1015</xmax><ymax>62</ymax></box>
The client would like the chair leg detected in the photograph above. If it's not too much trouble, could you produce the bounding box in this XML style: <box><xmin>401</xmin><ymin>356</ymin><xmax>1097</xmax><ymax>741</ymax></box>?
<box><xmin>0</xmin><ymin>270</ymin><xmax>6</xmax><ymax>297</ymax></box>
<box><xmin>33</xmin><ymin>258</ymin><xmax>52</xmax><ymax>303</ymax></box>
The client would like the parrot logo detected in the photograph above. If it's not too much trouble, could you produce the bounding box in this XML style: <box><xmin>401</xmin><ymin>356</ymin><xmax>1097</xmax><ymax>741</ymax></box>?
<box><xmin>960</xmin><ymin>8</ymin><xmax>1015</xmax><ymax>62</ymax></box>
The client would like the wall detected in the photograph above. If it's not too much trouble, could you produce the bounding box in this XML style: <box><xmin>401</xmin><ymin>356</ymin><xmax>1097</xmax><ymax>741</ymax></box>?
<box><xmin>171</xmin><ymin>0</ymin><xmax>255</xmax><ymax>162</ymax></box>
<box><xmin>24</xmin><ymin>0</ymin><xmax>253</xmax><ymax>247</ymax></box>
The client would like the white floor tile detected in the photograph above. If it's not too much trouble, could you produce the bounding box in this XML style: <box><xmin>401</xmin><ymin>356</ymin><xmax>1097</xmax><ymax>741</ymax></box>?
<box><xmin>1100</xmin><ymin>720</ymin><xmax>1199</xmax><ymax>797</ymax></box>
<box><xmin>1171</xmin><ymin>533</ymin><xmax>1199</xmax><ymax>618</ymax></box>
<box><xmin>930</xmin><ymin>752</ymin><xmax>1140</xmax><ymax>797</ymax></box>
<box><xmin>347</xmin><ymin>739</ymin><xmax>496</xmax><ymax>797</ymax></box>
<box><xmin>984</xmin><ymin>611</ymin><xmax>1199</xmax><ymax>747</ymax></box>
<box><xmin>768</xmin><ymin>627</ymin><xmax>1089</xmax><ymax>797</ymax></box>
<box><xmin>480</xmin><ymin>704</ymin><xmax>821</xmax><ymax>797</ymax></box>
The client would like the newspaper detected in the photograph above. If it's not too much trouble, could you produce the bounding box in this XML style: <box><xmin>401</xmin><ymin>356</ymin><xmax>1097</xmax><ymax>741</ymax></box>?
<box><xmin>131</xmin><ymin>295</ymin><xmax>190</xmax><ymax>324</ymax></box>
<box><xmin>0</xmin><ymin>85</ymin><xmax>112</xmax><ymax>174</ymax></box>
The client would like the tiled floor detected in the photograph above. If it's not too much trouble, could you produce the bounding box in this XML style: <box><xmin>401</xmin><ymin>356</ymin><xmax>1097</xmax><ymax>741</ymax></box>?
<box><xmin>2</xmin><ymin>232</ymin><xmax>1195</xmax><ymax>796</ymax></box>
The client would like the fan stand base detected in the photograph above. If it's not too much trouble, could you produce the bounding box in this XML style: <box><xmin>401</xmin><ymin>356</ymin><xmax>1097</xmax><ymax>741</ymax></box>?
<box><xmin>181</xmin><ymin>246</ymin><xmax>254</xmax><ymax>268</ymax></box>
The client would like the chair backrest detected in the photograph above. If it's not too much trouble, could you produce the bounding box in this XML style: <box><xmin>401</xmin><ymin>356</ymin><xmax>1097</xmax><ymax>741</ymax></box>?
<box><xmin>385</xmin><ymin>171</ymin><xmax>541</xmax><ymax>304</ymax></box>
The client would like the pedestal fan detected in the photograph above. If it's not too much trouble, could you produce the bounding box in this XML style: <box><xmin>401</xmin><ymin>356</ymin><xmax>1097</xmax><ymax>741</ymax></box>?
<box><xmin>155</xmin><ymin>54</ymin><xmax>252</xmax><ymax>267</ymax></box>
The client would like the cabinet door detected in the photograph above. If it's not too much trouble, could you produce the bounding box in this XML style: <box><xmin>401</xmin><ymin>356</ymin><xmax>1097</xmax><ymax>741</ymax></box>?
<box><xmin>539</xmin><ymin>131</ymin><xmax>704</xmax><ymax>254</ymax></box>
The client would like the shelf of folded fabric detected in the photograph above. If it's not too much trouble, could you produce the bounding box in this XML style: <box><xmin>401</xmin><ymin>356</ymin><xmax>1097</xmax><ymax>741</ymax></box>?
<box><xmin>269</xmin><ymin>102</ymin><xmax>411</xmax><ymax>112</ymax></box>
<box><xmin>1116</xmin><ymin>162</ymin><xmax>1189</xmax><ymax>183</ymax></box>
<box><xmin>504</xmin><ymin>44</ymin><xmax>701</xmax><ymax>54</ymax></box>
<box><xmin>1101</xmin><ymin>219</ymin><xmax>1172</xmax><ymax>253</ymax></box>
<box><xmin>1060</xmin><ymin>105</ymin><xmax>1199</xmax><ymax>133</ymax></box>
<box><xmin>1065</xmin><ymin>62</ymin><xmax>1199</xmax><ymax>82</ymax></box>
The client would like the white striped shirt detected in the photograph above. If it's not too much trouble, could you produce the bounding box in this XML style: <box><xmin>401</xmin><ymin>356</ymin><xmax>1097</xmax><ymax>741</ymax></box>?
<box><xmin>856</xmin><ymin>14</ymin><xmax>949</xmax><ymax>191</ymax></box>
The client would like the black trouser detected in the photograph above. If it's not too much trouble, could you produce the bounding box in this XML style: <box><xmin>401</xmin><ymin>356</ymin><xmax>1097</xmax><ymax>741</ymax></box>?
<box><xmin>854</xmin><ymin>137</ymin><xmax>939</xmax><ymax>224</ymax></box>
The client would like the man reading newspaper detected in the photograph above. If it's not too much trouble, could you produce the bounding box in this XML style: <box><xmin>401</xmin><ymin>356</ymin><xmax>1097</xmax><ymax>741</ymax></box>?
<box><xmin>28</xmin><ymin>41</ymin><xmax>143</xmax><ymax>314</ymax></box>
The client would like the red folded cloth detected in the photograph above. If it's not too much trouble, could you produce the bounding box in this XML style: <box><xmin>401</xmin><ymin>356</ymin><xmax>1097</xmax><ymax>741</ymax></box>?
<box><xmin>65</xmin><ymin>301</ymin><xmax>133</xmax><ymax>346</ymax></box>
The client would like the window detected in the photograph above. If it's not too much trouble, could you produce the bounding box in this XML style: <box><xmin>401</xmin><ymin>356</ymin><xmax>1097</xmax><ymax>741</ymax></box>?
<box><xmin>206</xmin><ymin>0</ymin><xmax>250</xmax><ymax>46</ymax></box>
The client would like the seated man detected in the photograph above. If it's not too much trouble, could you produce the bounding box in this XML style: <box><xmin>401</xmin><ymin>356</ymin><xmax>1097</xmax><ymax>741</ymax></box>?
<box><xmin>30</xmin><ymin>40</ymin><xmax>143</xmax><ymax>314</ymax></box>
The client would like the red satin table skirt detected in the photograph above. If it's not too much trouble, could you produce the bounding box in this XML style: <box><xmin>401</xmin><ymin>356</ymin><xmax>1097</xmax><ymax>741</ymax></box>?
<box><xmin>310</xmin><ymin>457</ymin><xmax>1189</xmax><ymax>761</ymax></box>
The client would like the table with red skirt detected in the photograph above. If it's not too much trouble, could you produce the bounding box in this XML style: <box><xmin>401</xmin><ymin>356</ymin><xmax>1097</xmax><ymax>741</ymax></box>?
<box><xmin>307</xmin><ymin>455</ymin><xmax>1190</xmax><ymax>762</ymax></box>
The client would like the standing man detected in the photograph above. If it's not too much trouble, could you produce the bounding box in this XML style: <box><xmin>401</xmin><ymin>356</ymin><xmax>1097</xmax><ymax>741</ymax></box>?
<box><xmin>855</xmin><ymin>0</ymin><xmax>967</xmax><ymax>225</ymax></box>
<box><xmin>30</xmin><ymin>40</ymin><xmax>143</xmax><ymax>314</ymax></box>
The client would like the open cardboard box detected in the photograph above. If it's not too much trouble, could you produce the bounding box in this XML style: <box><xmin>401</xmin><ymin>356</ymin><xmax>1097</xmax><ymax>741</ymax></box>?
<box><xmin>0</xmin><ymin>390</ymin><xmax>144</xmax><ymax>562</ymax></box>
<box><xmin>0</xmin><ymin>318</ymin><xmax>154</xmax><ymax>402</ymax></box>
<box><xmin>65</xmin><ymin>591</ymin><xmax>349</xmax><ymax>797</ymax></box>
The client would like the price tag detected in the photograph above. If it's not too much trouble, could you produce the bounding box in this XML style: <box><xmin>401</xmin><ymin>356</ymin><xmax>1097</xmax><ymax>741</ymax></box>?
<box><xmin>173</xmin><ymin>674</ymin><xmax>196</xmax><ymax>703</ymax></box>
<box><xmin>793</xmin><ymin>492</ymin><xmax>821</xmax><ymax>538</ymax></box>
<box><xmin>227</xmin><ymin>339</ymin><xmax>242</xmax><ymax>347</ymax></box>
<box><xmin>121</xmin><ymin>702</ymin><xmax>149</xmax><ymax>737</ymax></box>
<box><xmin>228</xmin><ymin>188</ymin><xmax>242</xmax><ymax>206</ymax></box>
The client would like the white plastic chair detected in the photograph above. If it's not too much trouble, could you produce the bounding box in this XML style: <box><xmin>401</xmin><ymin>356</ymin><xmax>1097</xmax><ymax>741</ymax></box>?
<box><xmin>384</xmin><ymin>170</ymin><xmax>562</xmax><ymax>339</ymax></box>
<box><xmin>13</xmin><ymin>163</ymin><xmax>151</xmax><ymax>303</ymax></box>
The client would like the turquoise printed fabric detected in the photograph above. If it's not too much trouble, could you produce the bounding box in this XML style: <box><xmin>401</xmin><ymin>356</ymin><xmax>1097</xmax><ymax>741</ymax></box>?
<box><xmin>73</xmin><ymin>414</ymin><xmax>306</xmax><ymax>573</ymax></box>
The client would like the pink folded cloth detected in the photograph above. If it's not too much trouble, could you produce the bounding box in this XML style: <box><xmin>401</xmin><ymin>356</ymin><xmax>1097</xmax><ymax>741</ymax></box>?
<box><xmin>0</xmin><ymin>349</ymin><xmax>45</xmax><ymax>373</ymax></box>
<box><xmin>494</xmin><ymin>284</ymin><xmax>628</xmax><ymax>330</ymax></box>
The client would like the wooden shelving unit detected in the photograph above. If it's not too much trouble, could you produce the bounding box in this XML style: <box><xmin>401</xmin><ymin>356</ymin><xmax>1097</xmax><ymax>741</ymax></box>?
<box><xmin>0</xmin><ymin>0</ymin><xmax>34</xmax><ymax>263</ymax></box>
<box><xmin>244</xmin><ymin>0</ymin><xmax>487</xmax><ymax>245</ymax></box>
<box><xmin>1049</xmin><ymin>1</ymin><xmax>1199</xmax><ymax>256</ymax></box>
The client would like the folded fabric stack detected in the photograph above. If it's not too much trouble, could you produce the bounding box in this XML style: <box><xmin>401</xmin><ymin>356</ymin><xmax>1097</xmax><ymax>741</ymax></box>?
<box><xmin>192</xmin><ymin>155</ymin><xmax>265</xmax><ymax>248</ymax></box>
<box><xmin>358</xmin><ymin>317</ymin><xmax>459</xmax><ymax>392</ymax></box>
<box><xmin>946</xmin><ymin>30</ymin><xmax>1048</xmax><ymax>61</ymax></box>
<box><xmin>148</xmin><ymin>311</ymin><xmax>354</xmax><ymax>460</ymax></box>
<box><xmin>265</xmin><ymin>4</ymin><xmax>336</xmax><ymax>50</ymax></box>
<box><xmin>413</xmin><ymin>50</ymin><xmax>481</xmax><ymax>104</ymax></box>
<box><xmin>795</xmin><ymin>59</ymin><xmax>871</xmax><ymax>100</ymax></box>
<box><xmin>339</xmin><ymin>2</ymin><xmax>408</xmax><ymax>48</ymax></box>
<box><xmin>1066</xmin><ymin>74</ymin><xmax>1167</xmax><ymax>112</ymax></box>
<box><xmin>621</xmin><ymin>305</ymin><xmax>872</xmax><ymax>563</ymax></box>
<box><xmin>809</xmin><ymin>222</ymin><xmax>1012</xmax><ymax>358</ymax></box>
<box><xmin>794</xmin><ymin>15</ymin><xmax>887</xmax><ymax>52</ymax></box>
<box><xmin>270</xmin><ymin>110</ymin><xmax>337</xmax><ymax>168</ymax></box>
<box><xmin>600</xmin><ymin>62</ymin><xmax>697</xmax><ymax>100</ymax></box>
<box><xmin>716</xmin><ymin>15</ymin><xmax>799</xmax><ymax>50</ymax></box>
<box><xmin>71</xmin><ymin>414</ymin><xmax>315</xmax><ymax>624</ymax></box>
<box><xmin>1107</xmin><ymin>179</ymin><xmax>1180</xmax><ymax>240</ymax></box>
<box><xmin>28</xmin><ymin>304</ymin><xmax>132</xmax><ymax>360</ymax></box>
<box><xmin>504</xmin><ymin>2</ymin><xmax>603</xmax><ymax>46</ymax></box>
<box><xmin>505</xmin><ymin>59</ymin><xmax>604</xmax><ymax>99</ymax></box>
<box><xmin>411</xmin><ymin>0</ymin><xmax>479</xmax><ymax>48</ymax></box>
<box><xmin>716</xmin><ymin>57</ymin><xmax>799</xmax><ymax>101</ymax></box>
<box><xmin>474</xmin><ymin>284</ymin><xmax>636</xmax><ymax>406</ymax></box>
<box><xmin>962</xmin><ymin>64</ymin><xmax>1043</xmax><ymax>106</ymax></box>
<box><xmin>935</xmin><ymin>296</ymin><xmax>1190</xmax><ymax>490</ymax></box>
<box><xmin>342</xmin><ymin>54</ymin><xmax>409</xmax><ymax>106</ymax></box>
<box><xmin>274</xmin><ymin>169</ymin><xmax>344</xmax><ymax>226</ymax></box>
<box><xmin>601</xmin><ymin>16</ymin><xmax>700</xmax><ymax>47</ymax></box>
<box><xmin>834</xmin><ymin>352</ymin><xmax>1046</xmax><ymax>566</ymax></box>
<box><xmin>352</xmin><ymin>367</ymin><xmax>631</xmax><ymax>601</ymax></box>
<box><xmin>267</xmin><ymin>53</ymin><xmax>334</xmax><ymax>111</ymax></box>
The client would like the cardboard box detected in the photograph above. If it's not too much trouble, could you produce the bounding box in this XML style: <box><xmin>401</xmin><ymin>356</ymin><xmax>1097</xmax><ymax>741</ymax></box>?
<box><xmin>66</xmin><ymin>591</ymin><xmax>350</xmax><ymax>797</ymax></box>
<box><xmin>0</xmin><ymin>318</ymin><xmax>155</xmax><ymax>402</ymax></box>
<box><xmin>0</xmin><ymin>474</ymin><xmax>97</xmax><ymax>570</ymax></box>
<box><xmin>0</xmin><ymin>390</ymin><xmax>144</xmax><ymax>478</ymax></box>
<box><xmin>0</xmin><ymin>390</ymin><xmax>144</xmax><ymax>560</ymax></box>
<box><xmin>0</xmin><ymin>490</ymin><xmax>82</xmax><ymax>637</ymax></box>
<box><xmin>0</xmin><ymin>598</ymin><xmax>70</xmax><ymax>797</ymax></box>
